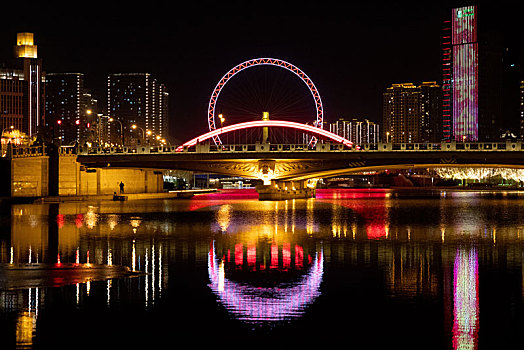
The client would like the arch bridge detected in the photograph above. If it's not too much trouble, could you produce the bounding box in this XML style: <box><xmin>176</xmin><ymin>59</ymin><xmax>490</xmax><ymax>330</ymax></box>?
<box><xmin>77</xmin><ymin>121</ymin><xmax>524</xmax><ymax>200</ymax></box>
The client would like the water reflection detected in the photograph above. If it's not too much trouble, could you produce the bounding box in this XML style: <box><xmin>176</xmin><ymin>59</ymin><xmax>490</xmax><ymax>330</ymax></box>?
<box><xmin>1</xmin><ymin>189</ymin><xmax>524</xmax><ymax>346</ymax></box>
<box><xmin>453</xmin><ymin>246</ymin><xmax>479</xmax><ymax>350</ymax></box>
<box><xmin>208</xmin><ymin>241</ymin><xmax>323</xmax><ymax>323</ymax></box>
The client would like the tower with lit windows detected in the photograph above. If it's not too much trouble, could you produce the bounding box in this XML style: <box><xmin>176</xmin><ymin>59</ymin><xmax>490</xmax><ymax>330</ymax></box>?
<box><xmin>107</xmin><ymin>73</ymin><xmax>168</xmax><ymax>146</ymax></box>
<box><xmin>442</xmin><ymin>6</ymin><xmax>478</xmax><ymax>141</ymax></box>
<box><xmin>329</xmin><ymin>117</ymin><xmax>379</xmax><ymax>144</ymax></box>
<box><xmin>14</xmin><ymin>32</ymin><xmax>45</xmax><ymax>138</ymax></box>
<box><xmin>383</xmin><ymin>82</ymin><xmax>441</xmax><ymax>143</ymax></box>
<box><xmin>1</xmin><ymin>33</ymin><xmax>45</xmax><ymax>139</ymax></box>
<box><xmin>419</xmin><ymin>81</ymin><xmax>443</xmax><ymax>143</ymax></box>
<box><xmin>45</xmin><ymin>73</ymin><xmax>89</xmax><ymax>144</ymax></box>
<box><xmin>520</xmin><ymin>81</ymin><xmax>524</xmax><ymax>139</ymax></box>
<box><xmin>442</xmin><ymin>5</ymin><xmax>521</xmax><ymax>141</ymax></box>
<box><xmin>383</xmin><ymin>83</ymin><xmax>420</xmax><ymax>143</ymax></box>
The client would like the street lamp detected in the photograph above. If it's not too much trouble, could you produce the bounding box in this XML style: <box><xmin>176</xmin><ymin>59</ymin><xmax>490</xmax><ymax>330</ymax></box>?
<box><xmin>131</xmin><ymin>124</ymin><xmax>145</xmax><ymax>142</ymax></box>
<box><xmin>108</xmin><ymin>118</ymin><xmax>123</xmax><ymax>146</ymax></box>
<box><xmin>1</xmin><ymin>125</ymin><xmax>14</xmax><ymax>135</ymax></box>
<box><xmin>1</xmin><ymin>125</ymin><xmax>14</xmax><ymax>146</ymax></box>
<box><xmin>219</xmin><ymin>114</ymin><xmax>225</xmax><ymax>144</ymax></box>
<box><xmin>386</xmin><ymin>131</ymin><xmax>390</xmax><ymax>143</ymax></box>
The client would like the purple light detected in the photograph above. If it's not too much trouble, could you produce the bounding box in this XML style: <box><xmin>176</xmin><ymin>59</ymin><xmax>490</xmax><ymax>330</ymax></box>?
<box><xmin>452</xmin><ymin>5</ymin><xmax>478</xmax><ymax>141</ymax></box>
<box><xmin>452</xmin><ymin>246</ymin><xmax>479</xmax><ymax>349</ymax></box>
<box><xmin>207</xmin><ymin>241</ymin><xmax>324</xmax><ymax>323</ymax></box>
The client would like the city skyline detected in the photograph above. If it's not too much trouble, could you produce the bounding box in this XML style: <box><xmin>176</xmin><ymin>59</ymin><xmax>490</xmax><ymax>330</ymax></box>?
<box><xmin>1</xmin><ymin>1</ymin><xmax>523</xmax><ymax>142</ymax></box>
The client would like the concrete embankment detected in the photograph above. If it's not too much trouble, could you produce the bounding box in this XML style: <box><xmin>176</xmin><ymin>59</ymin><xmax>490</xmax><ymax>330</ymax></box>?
<box><xmin>34</xmin><ymin>189</ymin><xmax>218</xmax><ymax>203</ymax></box>
<box><xmin>0</xmin><ymin>263</ymin><xmax>141</xmax><ymax>290</ymax></box>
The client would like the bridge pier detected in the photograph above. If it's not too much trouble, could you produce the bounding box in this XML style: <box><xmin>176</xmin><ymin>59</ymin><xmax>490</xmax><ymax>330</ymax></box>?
<box><xmin>256</xmin><ymin>179</ymin><xmax>316</xmax><ymax>200</ymax></box>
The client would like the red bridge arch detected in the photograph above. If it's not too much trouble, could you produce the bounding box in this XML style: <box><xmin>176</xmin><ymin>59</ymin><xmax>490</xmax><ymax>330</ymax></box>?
<box><xmin>176</xmin><ymin>120</ymin><xmax>355</xmax><ymax>152</ymax></box>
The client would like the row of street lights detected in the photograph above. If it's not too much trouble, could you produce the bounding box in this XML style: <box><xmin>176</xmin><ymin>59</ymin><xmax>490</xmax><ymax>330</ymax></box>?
<box><xmin>107</xmin><ymin>118</ymin><xmax>168</xmax><ymax>147</ymax></box>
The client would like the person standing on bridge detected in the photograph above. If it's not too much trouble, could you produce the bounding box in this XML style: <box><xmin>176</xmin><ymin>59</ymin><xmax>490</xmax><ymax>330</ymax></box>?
<box><xmin>119</xmin><ymin>181</ymin><xmax>125</xmax><ymax>194</ymax></box>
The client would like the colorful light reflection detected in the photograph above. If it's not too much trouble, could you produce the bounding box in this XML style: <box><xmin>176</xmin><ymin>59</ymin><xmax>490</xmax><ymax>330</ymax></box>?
<box><xmin>317</xmin><ymin>189</ymin><xmax>390</xmax><ymax>239</ymax></box>
<box><xmin>452</xmin><ymin>247</ymin><xmax>479</xmax><ymax>350</ymax></box>
<box><xmin>208</xmin><ymin>241</ymin><xmax>323</xmax><ymax>323</ymax></box>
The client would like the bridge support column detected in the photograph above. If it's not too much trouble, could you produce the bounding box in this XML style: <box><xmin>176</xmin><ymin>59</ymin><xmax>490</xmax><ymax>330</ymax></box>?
<box><xmin>256</xmin><ymin>179</ymin><xmax>316</xmax><ymax>201</ymax></box>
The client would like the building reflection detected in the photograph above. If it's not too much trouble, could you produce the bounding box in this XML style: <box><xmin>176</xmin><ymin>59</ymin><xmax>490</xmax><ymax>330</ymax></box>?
<box><xmin>452</xmin><ymin>246</ymin><xmax>479</xmax><ymax>350</ymax></box>
<box><xmin>2</xmin><ymin>190</ymin><xmax>524</xmax><ymax>347</ymax></box>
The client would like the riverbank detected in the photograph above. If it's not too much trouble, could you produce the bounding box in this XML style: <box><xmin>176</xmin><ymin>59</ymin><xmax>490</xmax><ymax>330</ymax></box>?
<box><xmin>0</xmin><ymin>189</ymin><xmax>218</xmax><ymax>204</ymax></box>
<box><xmin>2</xmin><ymin>186</ymin><xmax>523</xmax><ymax>205</ymax></box>
<box><xmin>325</xmin><ymin>185</ymin><xmax>524</xmax><ymax>192</ymax></box>
<box><xmin>0</xmin><ymin>263</ymin><xmax>141</xmax><ymax>290</ymax></box>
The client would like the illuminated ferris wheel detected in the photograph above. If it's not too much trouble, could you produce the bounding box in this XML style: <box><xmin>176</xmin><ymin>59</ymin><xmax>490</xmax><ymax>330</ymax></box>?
<box><xmin>207</xmin><ymin>58</ymin><xmax>324</xmax><ymax>146</ymax></box>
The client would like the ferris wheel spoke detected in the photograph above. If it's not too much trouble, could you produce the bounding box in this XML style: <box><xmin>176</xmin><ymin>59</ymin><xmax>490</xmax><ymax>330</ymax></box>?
<box><xmin>208</xmin><ymin>58</ymin><xmax>324</xmax><ymax>146</ymax></box>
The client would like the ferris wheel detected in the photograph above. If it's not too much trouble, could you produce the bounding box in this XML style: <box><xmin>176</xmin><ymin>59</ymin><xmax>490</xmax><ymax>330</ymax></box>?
<box><xmin>207</xmin><ymin>58</ymin><xmax>324</xmax><ymax>146</ymax></box>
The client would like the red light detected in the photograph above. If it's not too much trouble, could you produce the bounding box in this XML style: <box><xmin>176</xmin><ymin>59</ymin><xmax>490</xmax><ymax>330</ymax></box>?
<box><xmin>283</xmin><ymin>242</ymin><xmax>291</xmax><ymax>269</ymax></box>
<box><xmin>295</xmin><ymin>245</ymin><xmax>304</xmax><ymax>269</ymax></box>
<box><xmin>235</xmin><ymin>243</ymin><xmax>243</xmax><ymax>267</ymax></box>
<box><xmin>271</xmin><ymin>244</ymin><xmax>278</xmax><ymax>269</ymax></box>
<box><xmin>56</xmin><ymin>214</ymin><xmax>65</xmax><ymax>228</ymax></box>
<box><xmin>57</xmin><ymin>120</ymin><xmax>62</xmax><ymax>125</ymax></box>
<box><xmin>75</xmin><ymin>119</ymin><xmax>80</xmax><ymax>125</ymax></box>
<box><xmin>247</xmin><ymin>244</ymin><xmax>256</xmax><ymax>270</ymax></box>
<box><xmin>176</xmin><ymin>120</ymin><xmax>354</xmax><ymax>151</ymax></box>
<box><xmin>87</xmin><ymin>122</ymin><xmax>90</xmax><ymax>128</ymax></box>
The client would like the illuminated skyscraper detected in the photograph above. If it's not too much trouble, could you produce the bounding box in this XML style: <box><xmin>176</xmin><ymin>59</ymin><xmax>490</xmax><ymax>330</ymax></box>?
<box><xmin>442</xmin><ymin>6</ymin><xmax>478</xmax><ymax>141</ymax></box>
<box><xmin>329</xmin><ymin>117</ymin><xmax>379</xmax><ymax>144</ymax></box>
<box><xmin>14</xmin><ymin>33</ymin><xmax>45</xmax><ymax>137</ymax></box>
<box><xmin>383</xmin><ymin>83</ymin><xmax>420</xmax><ymax>143</ymax></box>
<box><xmin>1</xmin><ymin>33</ymin><xmax>45</xmax><ymax>138</ymax></box>
<box><xmin>419</xmin><ymin>81</ymin><xmax>443</xmax><ymax>143</ymax></box>
<box><xmin>443</xmin><ymin>5</ymin><xmax>521</xmax><ymax>141</ymax></box>
<box><xmin>520</xmin><ymin>80</ymin><xmax>524</xmax><ymax>139</ymax></box>
<box><xmin>46</xmin><ymin>73</ymin><xmax>96</xmax><ymax>144</ymax></box>
<box><xmin>107</xmin><ymin>73</ymin><xmax>169</xmax><ymax>145</ymax></box>
<box><xmin>383</xmin><ymin>82</ymin><xmax>442</xmax><ymax>143</ymax></box>
<box><xmin>0</xmin><ymin>69</ymin><xmax>25</xmax><ymax>135</ymax></box>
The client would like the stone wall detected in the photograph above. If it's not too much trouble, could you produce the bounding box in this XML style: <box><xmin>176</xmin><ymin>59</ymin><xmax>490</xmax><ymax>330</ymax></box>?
<box><xmin>7</xmin><ymin>154</ymin><xmax>164</xmax><ymax>197</ymax></box>
<box><xmin>10</xmin><ymin>156</ymin><xmax>49</xmax><ymax>197</ymax></box>
<box><xmin>84</xmin><ymin>167</ymin><xmax>163</xmax><ymax>195</ymax></box>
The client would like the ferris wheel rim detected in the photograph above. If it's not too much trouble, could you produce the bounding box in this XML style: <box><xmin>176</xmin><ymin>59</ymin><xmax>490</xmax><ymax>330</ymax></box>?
<box><xmin>207</xmin><ymin>57</ymin><xmax>324</xmax><ymax>146</ymax></box>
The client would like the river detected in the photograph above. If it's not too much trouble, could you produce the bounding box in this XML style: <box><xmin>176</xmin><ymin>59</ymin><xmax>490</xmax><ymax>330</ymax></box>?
<box><xmin>1</xmin><ymin>188</ymin><xmax>524</xmax><ymax>349</ymax></box>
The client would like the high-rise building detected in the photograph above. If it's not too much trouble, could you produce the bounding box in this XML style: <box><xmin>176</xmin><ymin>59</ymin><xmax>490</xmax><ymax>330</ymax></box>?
<box><xmin>1</xmin><ymin>33</ymin><xmax>45</xmax><ymax>139</ymax></box>
<box><xmin>0</xmin><ymin>69</ymin><xmax>25</xmax><ymax>135</ymax></box>
<box><xmin>419</xmin><ymin>81</ymin><xmax>443</xmax><ymax>143</ymax></box>
<box><xmin>442</xmin><ymin>5</ymin><xmax>521</xmax><ymax>141</ymax></box>
<box><xmin>383</xmin><ymin>83</ymin><xmax>420</xmax><ymax>143</ymax></box>
<box><xmin>107</xmin><ymin>73</ymin><xmax>169</xmax><ymax>146</ymax></box>
<box><xmin>442</xmin><ymin>6</ymin><xmax>478</xmax><ymax>141</ymax></box>
<box><xmin>45</xmin><ymin>73</ymin><xmax>89</xmax><ymax>144</ymax></box>
<box><xmin>519</xmin><ymin>80</ymin><xmax>524</xmax><ymax>140</ymax></box>
<box><xmin>14</xmin><ymin>33</ymin><xmax>45</xmax><ymax>138</ymax></box>
<box><xmin>383</xmin><ymin>82</ymin><xmax>442</xmax><ymax>143</ymax></box>
<box><xmin>329</xmin><ymin>117</ymin><xmax>379</xmax><ymax>144</ymax></box>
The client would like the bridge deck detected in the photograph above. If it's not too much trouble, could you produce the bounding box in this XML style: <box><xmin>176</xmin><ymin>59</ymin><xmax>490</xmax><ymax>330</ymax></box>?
<box><xmin>75</xmin><ymin>141</ymin><xmax>524</xmax><ymax>181</ymax></box>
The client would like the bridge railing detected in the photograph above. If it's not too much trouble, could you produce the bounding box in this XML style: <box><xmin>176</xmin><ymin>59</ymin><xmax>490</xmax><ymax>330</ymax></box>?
<box><xmin>2</xmin><ymin>144</ymin><xmax>47</xmax><ymax>158</ymax></box>
<box><xmin>76</xmin><ymin>140</ymin><xmax>524</xmax><ymax>155</ymax></box>
<box><xmin>175</xmin><ymin>141</ymin><xmax>524</xmax><ymax>153</ymax></box>
<box><xmin>78</xmin><ymin>145</ymin><xmax>179</xmax><ymax>155</ymax></box>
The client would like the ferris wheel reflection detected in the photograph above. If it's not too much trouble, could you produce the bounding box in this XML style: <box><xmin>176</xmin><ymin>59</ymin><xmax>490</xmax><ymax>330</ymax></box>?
<box><xmin>207</xmin><ymin>241</ymin><xmax>324</xmax><ymax>324</ymax></box>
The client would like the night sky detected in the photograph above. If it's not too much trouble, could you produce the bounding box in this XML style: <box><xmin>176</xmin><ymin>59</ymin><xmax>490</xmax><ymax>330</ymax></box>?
<box><xmin>2</xmin><ymin>1</ymin><xmax>522</xmax><ymax>142</ymax></box>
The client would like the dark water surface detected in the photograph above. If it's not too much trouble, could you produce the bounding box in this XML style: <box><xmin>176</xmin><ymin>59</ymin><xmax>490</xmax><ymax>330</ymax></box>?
<box><xmin>1</xmin><ymin>188</ymin><xmax>524</xmax><ymax>349</ymax></box>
